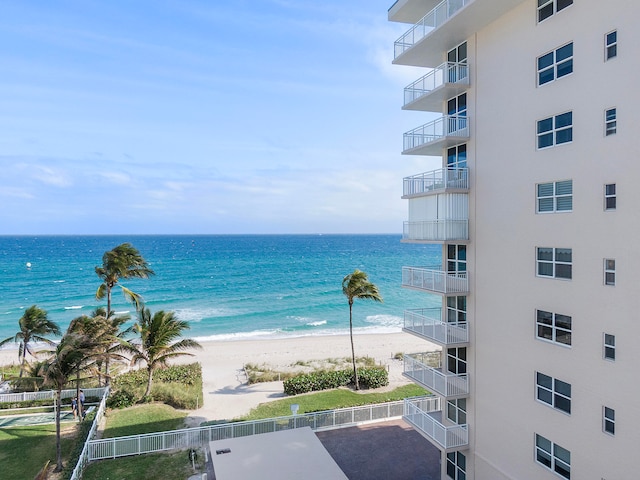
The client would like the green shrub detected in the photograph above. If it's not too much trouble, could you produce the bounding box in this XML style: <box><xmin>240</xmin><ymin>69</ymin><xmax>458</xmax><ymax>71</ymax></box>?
<box><xmin>283</xmin><ymin>367</ymin><xmax>388</xmax><ymax>395</ymax></box>
<box><xmin>107</xmin><ymin>389</ymin><xmax>137</xmax><ymax>409</ymax></box>
<box><xmin>358</xmin><ymin>367</ymin><xmax>389</xmax><ymax>389</ymax></box>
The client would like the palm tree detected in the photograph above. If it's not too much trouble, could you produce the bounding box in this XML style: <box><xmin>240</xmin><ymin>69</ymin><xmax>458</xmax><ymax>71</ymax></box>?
<box><xmin>126</xmin><ymin>308</ymin><xmax>201</xmax><ymax>398</ymax></box>
<box><xmin>40</xmin><ymin>332</ymin><xmax>96</xmax><ymax>472</ymax></box>
<box><xmin>95</xmin><ymin>243</ymin><xmax>155</xmax><ymax>315</ymax></box>
<box><xmin>342</xmin><ymin>269</ymin><xmax>383</xmax><ymax>390</ymax></box>
<box><xmin>0</xmin><ymin>305</ymin><xmax>61</xmax><ymax>377</ymax></box>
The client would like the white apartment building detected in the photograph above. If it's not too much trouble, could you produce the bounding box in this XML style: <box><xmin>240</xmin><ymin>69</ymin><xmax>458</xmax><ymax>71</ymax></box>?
<box><xmin>390</xmin><ymin>1</ymin><xmax>638</xmax><ymax>478</ymax></box>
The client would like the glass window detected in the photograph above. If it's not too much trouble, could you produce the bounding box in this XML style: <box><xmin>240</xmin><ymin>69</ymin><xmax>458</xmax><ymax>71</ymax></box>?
<box><xmin>536</xmin><ymin>372</ymin><xmax>571</xmax><ymax>414</ymax></box>
<box><xmin>536</xmin><ymin>434</ymin><xmax>571</xmax><ymax>479</ymax></box>
<box><xmin>606</xmin><ymin>30</ymin><xmax>617</xmax><ymax>60</ymax></box>
<box><xmin>536</xmin><ymin>309</ymin><xmax>571</xmax><ymax>346</ymax></box>
<box><xmin>447</xmin><ymin>347</ymin><xmax>467</xmax><ymax>375</ymax></box>
<box><xmin>604</xmin><ymin>407</ymin><xmax>615</xmax><ymax>435</ymax></box>
<box><xmin>446</xmin><ymin>451</ymin><xmax>466</xmax><ymax>480</ymax></box>
<box><xmin>447</xmin><ymin>296</ymin><xmax>467</xmax><ymax>323</ymax></box>
<box><xmin>605</xmin><ymin>183</ymin><xmax>616</xmax><ymax>210</ymax></box>
<box><xmin>604</xmin><ymin>333</ymin><xmax>616</xmax><ymax>360</ymax></box>
<box><xmin>537</xmin><ymin>180</ymin><xmax>572</xmax><ymax>213</ymax></box>
<box><xmin>447</xmin><ymin>245</ymin><xmax>466</xmax><ymax>273</ymax></box>
<box><xmin>537</xmin><ymin>247</ymin><xmax>572</xmax><ymax>279</ymax></box>
<box><xmin>537</xmin><ymin>112</ymin><xmax>572</xmax><ymax>149</ymax></box>
<box><xmin>447</xmin><ymin>144</ymin><xmax>467</xmax><ymax>169</ymax></box>
<box><xmin>447</xmin><ymin>398</ymin><xmax>467</xmax><ymax>425</ymax></box>
<box><xmin>538</xmin><ymin>0</ymin><xmax>573</xmax><ymax>22</ymax></box>
<box><xmin>604</xmin><ymin>259</ymin><xmax>615</xmax><ymax>286</ymax></box>
<box><xmin>605</xmin><ymin>108</ymin><xmax>617</xmax><ymax>136</ymax></box>
<box><xmin>538</xmin><ymin>43</ymin><xmax>573</xmax><ymax>86</ymax></box>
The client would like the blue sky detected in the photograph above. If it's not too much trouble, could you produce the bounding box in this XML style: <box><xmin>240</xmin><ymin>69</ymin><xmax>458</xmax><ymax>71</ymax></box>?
<box><xmin>0</xmin><ymin>0</ymin><xmax>436</xmax><ymax>234</ymax></box>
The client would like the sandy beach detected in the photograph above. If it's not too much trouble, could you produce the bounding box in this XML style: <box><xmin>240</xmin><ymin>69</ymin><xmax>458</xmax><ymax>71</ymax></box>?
<box><xmin>0</xmin><ymin>333</ymin><xmax>438</xmax><ymax>423</ymax></box>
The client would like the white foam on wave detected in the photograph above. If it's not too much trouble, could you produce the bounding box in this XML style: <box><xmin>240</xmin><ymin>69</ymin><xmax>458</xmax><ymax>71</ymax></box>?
<box><xmin>173</xmin><ymin>307</ymin><xmax>238</xmax><ymax>323</ymax></box>
<box><xmin>53</xmin><ymin>280</ymin><xmax>65</xmax><ymax>283</ymax></box>
<box><xmin>364</xmin><ymin>314</ymin><xmax>403</xmax><ymax>329</ymax></box>
<box><xmin>113</xmin><ymin>310</ymin><xmax>131</xmax><ymax>315</ymax></box>
<box><xmin>64</xmin><ymin>305</ymin><xmax>83</xmax><ymax>310</ymax></box>
<box><xmin>306</xmin><ymin>320</ymin><xmax>327</xmax><ymax>327</ymax></box>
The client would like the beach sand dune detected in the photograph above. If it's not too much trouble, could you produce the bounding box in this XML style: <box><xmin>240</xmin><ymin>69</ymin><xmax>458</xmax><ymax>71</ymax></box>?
<box><xmin>0</xmin><ymin>333</ymin><xmax>438</xmax><ymax>424</ymax></box>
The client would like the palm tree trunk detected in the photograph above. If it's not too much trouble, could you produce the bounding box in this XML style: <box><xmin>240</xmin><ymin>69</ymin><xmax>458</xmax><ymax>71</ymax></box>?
<box><xmin>349</xmin><ymin>303</ymin><xmax>359</xmax><ymax>390</ymax></box>
<box><xmin>76</xmin><ymin>368</ymin><xmax>83</xmax><ymax>421</ymax></box>
<box><xmin>54</xmin><ymin>389</ymin><xmax>63</xmax><ymax>472</ymax></box>
<box><xmin>144</xmin><ymin>367</ymin><xmax>153</xmax><ymax>398</ymax></box>
<box><xmin>19</xmin><ymin>349</ymin><xmax>26</xmax><ymax>378</ymax></box>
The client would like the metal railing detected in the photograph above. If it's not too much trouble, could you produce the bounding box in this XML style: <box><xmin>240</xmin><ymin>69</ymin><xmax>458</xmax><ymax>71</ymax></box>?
<box><xmin>402</xmin><ymin>267</ymin><xmax>469</xmax><ymax>294</ymax></box>
<box><xmin>403</xmin><ymin>168</ymin><xmax>469</xmax><ymax>196</ymax></box>
<box><xmin>403</xmin><ymin>115</ymin><xmax>469</xmax><ymax>152</ymax></box>
<box><xmin>69</xmin><ymin>387</ymin><xmax>110</xmax><ymax>480</ymax></box>
<box><xmin>403</xmin><ymin>353</ymin><xmax>469</xmax><ymax>397</ymax></box>
<box><xmin>394</xmin><ymin>0</ymin><xmax>471</xmax><ymax>59</ymax></box>
<box><xmin>0</xmin><ymin>387</ymin><xmax>107</xmax><ymax>403</ymax></box>
<box><xmin>88</xmin><ymin>401</ymin><xmax>405</xmax><ymax>461</ymax></box>
<box><xmin>404</xmin><ymin>308</ymin><xmax>469</xmax><ymax>345</ymax></box>
<box><xmin>404</xmin><ymin>396</ymin><xmax>468</xmax><ymax>449</ymax></box>
<box><xmin>403</xmin><ymin>220</ymin><xmax>468</xmax><ymax>242</ymax></box>
<box><xmin>404</xmin><ymin>62</ymin><xmax>469</xmax><ymax>106</ymax></box>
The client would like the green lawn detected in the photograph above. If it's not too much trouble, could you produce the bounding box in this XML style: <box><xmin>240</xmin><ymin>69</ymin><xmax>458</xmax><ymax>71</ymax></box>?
<box><xmin>241</xmin><ymin>384</ymin><xmax>428</xmax><ymax>420</ymax></box>
<box><xmin>102</xmin><ymin>403</ymin><xmax>188</xmax><ymax>438</ymax></box>
<box><xmin>0</xmin><ymin>423</ymin><xmax>78</xmax><ymax>479</ymax></box>
<box><xmin>82</xmin><ymin>448</ymin><xmax>205</xmax><ymax>480</ymax></box>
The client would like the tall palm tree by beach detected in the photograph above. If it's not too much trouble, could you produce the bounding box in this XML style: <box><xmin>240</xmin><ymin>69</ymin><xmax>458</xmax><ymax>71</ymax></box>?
<box><xmin>95</xmin><ymin>243</ymin><xmax>155</xmax><ymax>315</ymax></box>
<box><xmin>126</xmin><ymin>308</ymin><xmax>201</xmax><ymax>398</ymax></box>
<box><xmin>0</xmin><ymin>305</ymin><xmax>61</xmax><ymax>377</ymax></box>
<box><xmin>40</xmin><ymin>331</ymin><xmax>97</xmax><ymax>472</ymax></box>
<box><xmin>342</xmin><ymin>269</ymin><xmax>383</xmax><ymax>390</ymax></box>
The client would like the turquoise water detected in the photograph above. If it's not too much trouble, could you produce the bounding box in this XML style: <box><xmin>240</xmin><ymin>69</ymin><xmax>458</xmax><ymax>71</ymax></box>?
<box><xmin>0</xmin><ymin>235</ymin><xmax>440</xmax><ymax>343</ymax></box>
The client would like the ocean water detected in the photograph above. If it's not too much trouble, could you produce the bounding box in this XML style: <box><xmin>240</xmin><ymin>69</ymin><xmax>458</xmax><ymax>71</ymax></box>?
<box><xmin>0</xmin><ymin>235</ymin><xmax>440</xmax><ymax>344</ymax></box>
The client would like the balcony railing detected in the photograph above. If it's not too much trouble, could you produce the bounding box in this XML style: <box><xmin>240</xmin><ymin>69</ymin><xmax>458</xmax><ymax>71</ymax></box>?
<box><xmin>403</xmin><ymin>115</ymin><xmax>469</xmax><ymax>153</ymax></box>
<box><xmin>404</xmin><ymin>62</ymin><xmax>469</xmax><ymax>107</ymax></box>
<box><xmin>404</xmin><ymin>353</ymin><xmax>469</xmax><ymax>397</ymax></box>
<box><xmin>402</xmin><ymin>267</ymin><xmax>468</xmax><ymax>294</ymax></box>
<box><xmin>404</xmin><ymin>308</ymin><xmax>469</xmax><ymax>345</ymax></box>
<box><xmin>404</xmin><ymin>396</ymin><xmax>469</xmax><ymax>450</ymax></box>
<box><xmin>403</xmin><ymin>168</ymin><xmax>469</xmax><ymax>197</ymax></box>
<box><xmin>394</xmin><ymin>0</ymin><xmax>471</xmax><ymax>60</ymax></box>
<box><xmin>403</xmin><ymin>220</ymin><xmax>468</xmax><ymax>242</ymax></box>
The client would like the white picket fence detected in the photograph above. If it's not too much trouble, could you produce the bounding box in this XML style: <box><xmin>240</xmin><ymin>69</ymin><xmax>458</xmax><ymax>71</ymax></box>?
<box><xmin>0</xmin><ymin>387</ymin><xmax>107</xmax><ymax>403</ymax></box>
<box><xmin>88</xmin><ymin>400</ymin><xmax>409</xmax><ymax>461</ymax></box>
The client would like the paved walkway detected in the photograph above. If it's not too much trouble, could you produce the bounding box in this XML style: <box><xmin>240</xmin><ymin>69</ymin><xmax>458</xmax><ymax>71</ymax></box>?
<box><xmin>316</xmin><ymin>419</ymin><xmax>441</xmax><ymax>480</ymax></box>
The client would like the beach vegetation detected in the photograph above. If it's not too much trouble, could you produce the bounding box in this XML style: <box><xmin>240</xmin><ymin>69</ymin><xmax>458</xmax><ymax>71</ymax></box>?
<box><xmin>123</xmin><ymin>308</ymin><xmax>202</xmax><ymax>399</ymax></box>
<box><xmin>241</xmin><ymin>384</ymin><xmax>428</xmax><ymax>420</ymax></box>
<box><xmin>342</xmin><ymin>269</ymin><xmax>383</xmax><ymax>390</ymax></box>
<box><xmin>108</xmin><ymin>363</ymin><xmax>202</xmax><ymax>409</ymax></box>
<box><xmin>0</xmin><ymin>305</ymin><xmax>61</xmax><ymax>378</ymax></box>
<box><xmin>283</xmin><ymin>366</ymin><xmax>388</xmax><ymax>395</ymax></box>
<box><xmin>95</xmin><ymin>242</ymin><xmax>155</xmax><ymax>315</ymax></box>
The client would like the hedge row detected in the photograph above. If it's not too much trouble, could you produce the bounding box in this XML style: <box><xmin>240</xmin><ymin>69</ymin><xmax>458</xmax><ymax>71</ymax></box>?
<box><xmin>283</xmin><ymin>367</ymin><xmax>388</xmax><ymax>395</ymax></box>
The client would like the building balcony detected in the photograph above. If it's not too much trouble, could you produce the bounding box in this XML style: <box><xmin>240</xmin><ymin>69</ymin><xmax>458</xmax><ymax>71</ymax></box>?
<box><xmin>388</xmin><ymin>0</ymin><xmax>441</xmax><ymax>24</ymax></box>
<box><xmin>393</xmin><ymin>0</ymin><xmax>527</xmax><ymax>67</ymax></box>
<box><xmin>403</xmin><ymin>168</ymin><xmax>469</xmax><ymax>198</ymax></box>
<box><xmin>402</xmin><ymin>267</ymin><xmax>469</xmax><ymax>294</ymax></box>
<box><xmin>404</xmin><ymin>396</ymin><xmax>469</xmax><ymax>450</ymax></box>
<box><xmin>404</xmin><ymin>308</ymin><xmax>469</xmax><ymax>346</ymax></box>
<box><xmin>403</xmin><ymin>220</ymin><xmax>468</xmax><ymax>242</ymax></box>
<box><xmin>403</xmin><ymin>115</ymin><xmax>468</xmax><ymax>155</ymax></box>
<box><xmin>403</xmin><ymin>353</ymin><xmax>469</xmax><ymax>398</ymax></box>
<box><xmin>403</xmin><ymin>62</ymin><xmax>469</xmax><ymax>112</ymax></box>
